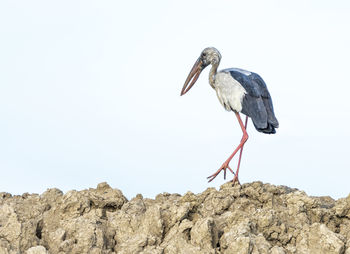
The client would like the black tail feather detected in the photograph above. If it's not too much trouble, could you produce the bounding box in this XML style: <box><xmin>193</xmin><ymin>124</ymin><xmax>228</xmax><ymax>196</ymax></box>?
<box><xmin>256</xmin><ymin>123</ymin><xmax>276</xmax><ymax>134</ymax></box>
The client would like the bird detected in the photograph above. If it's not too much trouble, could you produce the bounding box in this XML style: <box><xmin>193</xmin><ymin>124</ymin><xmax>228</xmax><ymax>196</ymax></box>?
<box><xmin>180</xmin><ymin>47</ymin><xmax>279</xmax><ymax>184</ymax></box>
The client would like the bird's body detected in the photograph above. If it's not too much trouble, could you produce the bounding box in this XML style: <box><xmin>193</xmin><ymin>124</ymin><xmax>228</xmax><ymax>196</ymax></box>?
<box><xmin>180</xmin><ymin>47</ymin><xmax>278</xmax><ymax>184</ymax></box>
<box><xmin>213</xmin><ymin>68</ymin><xmax>279</xmax><ymax>134</ymax></box>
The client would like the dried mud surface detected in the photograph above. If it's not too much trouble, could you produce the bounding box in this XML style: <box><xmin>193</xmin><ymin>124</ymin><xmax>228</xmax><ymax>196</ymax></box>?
<box><xmin>1</xmin><ymin>182</ymin><xmax>350</xmax><ymax>254</ymax></box>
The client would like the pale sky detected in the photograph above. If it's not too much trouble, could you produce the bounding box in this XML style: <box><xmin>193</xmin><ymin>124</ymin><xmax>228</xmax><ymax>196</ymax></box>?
<box><xmin>1</xmin><ymin>0</ymin><xmax>350</xmax><ymax>199</ymax></box>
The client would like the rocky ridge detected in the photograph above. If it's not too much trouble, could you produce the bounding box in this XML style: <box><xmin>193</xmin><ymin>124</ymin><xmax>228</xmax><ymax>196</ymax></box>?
<box><xmin>1</xmin><ymin>182</ymin><xmax>350</xmax><ymax>254</ymax></box>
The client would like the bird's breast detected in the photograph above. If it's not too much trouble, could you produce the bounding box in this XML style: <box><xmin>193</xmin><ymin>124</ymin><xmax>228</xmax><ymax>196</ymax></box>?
<box><xmin>214</xmin><ymin>72</ymin><xmax>247</xmax><ymax>112</ymax></box>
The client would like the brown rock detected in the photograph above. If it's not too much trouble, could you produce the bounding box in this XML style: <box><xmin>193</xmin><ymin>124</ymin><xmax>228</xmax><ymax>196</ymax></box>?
<box><xmin>0</xmin><ymin>182</ymin><xmax>349</xmax><ymax>253</ymax></box>
<box><xmin>295</xmin><ymin>223</ymin><xmax>345</xmax><ymax>254</ymax></box>
<box><xmin>26</xmin><ymin>246</ymin><xmax>48</xmax><ymax>254</ymax></box>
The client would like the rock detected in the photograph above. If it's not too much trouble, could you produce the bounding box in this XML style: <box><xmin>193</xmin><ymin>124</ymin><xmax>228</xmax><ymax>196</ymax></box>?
<box><xmin>295</xmin><ymin>223</ymin><xmax>345</xmax><ymax>254</ymax></box>
<box><xmin>0</xmin><ymin>205</ymin><xmax>21</xmax><ymax>247</ymax></box>
<box><xmin>222</xmin><ymin>235</ymin><xmax>252</xmax><ymax>254</ymax></box>
<box><xmin>270</xmin><ymin>246</ymin><xmax>286</xmax><ymax>254</ymax></box>
<box><xmin>190</xmin><ymin>217</ymin><xmax>218</xmax><ymax>249</ymax></box>
<box><xmin>0</xmin><ymin>247</ymin><xmax>9</xmax><ymax>254</ymax></box>
<box><xmin>0</xmin><ymin>181</ymin><xmax>350</xmax><ymax>253</ymax></box>
<box><xmin>26</xmin><ymin>246</ymin><xmax>48</xmax><ymax>254</ymax></box>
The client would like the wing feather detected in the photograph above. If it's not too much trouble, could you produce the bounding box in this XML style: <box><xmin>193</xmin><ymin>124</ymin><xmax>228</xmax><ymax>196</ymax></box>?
<box><xmin>225</xmin><ymin>69</ymin><xmax>279</xmax><ymax>133</ymax></box>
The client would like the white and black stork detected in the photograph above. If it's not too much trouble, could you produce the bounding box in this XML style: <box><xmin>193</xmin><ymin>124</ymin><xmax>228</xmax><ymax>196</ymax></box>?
<box><xmin>180</xmin><ymin>47</ymin><xmax>279</xmax><ymax>184</ymax></box>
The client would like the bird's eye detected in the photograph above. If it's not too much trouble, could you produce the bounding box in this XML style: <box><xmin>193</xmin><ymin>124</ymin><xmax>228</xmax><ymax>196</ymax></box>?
<box><xmin>202</xmin><ymin>53</ymin><xmax>207</xmax><ymax>57</ymax></box>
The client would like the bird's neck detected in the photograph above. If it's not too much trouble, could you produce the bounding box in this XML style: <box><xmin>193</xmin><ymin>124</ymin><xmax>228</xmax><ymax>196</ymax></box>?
<box><xmin>209</xmin><ymin>62</ymin><xmax>219</xmax><ymax>89</ymax></box>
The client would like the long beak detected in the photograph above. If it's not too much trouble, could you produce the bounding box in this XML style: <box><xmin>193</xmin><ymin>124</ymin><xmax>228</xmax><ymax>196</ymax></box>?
<box><xmin>180</xmin><ymin>58</ymin><xmax>203</xmax><ymax>96</ymax></box>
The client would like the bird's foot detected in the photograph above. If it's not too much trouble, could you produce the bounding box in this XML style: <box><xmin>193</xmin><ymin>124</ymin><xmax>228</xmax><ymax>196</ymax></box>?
<box><xmin>207</xmin><ymin>161</ymin><xmax>235</xmax><ymax>183</ymax></box>
<box><xmin>231</xmin><ymin>174</ymin><xmax>240</xmax><ymax>185</ymax></box>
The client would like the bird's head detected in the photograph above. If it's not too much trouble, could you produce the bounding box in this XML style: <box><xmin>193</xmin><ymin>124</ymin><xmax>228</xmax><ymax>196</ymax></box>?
<box><xmin>181</xmin><ymin>47</ymin><xmax>221</xmax><ymax>96</ymax></box>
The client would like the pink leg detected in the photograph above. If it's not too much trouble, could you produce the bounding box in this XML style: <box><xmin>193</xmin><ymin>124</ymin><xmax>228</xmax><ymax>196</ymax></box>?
<box><xmin>232</xmin><ymin>116</ymin><xmax>248</xmax><ymax>184</ymax></box>
<box><xmin>207</xmin><ymin>112</ymin><xmax>249</xmax><ymax>183</ymax></box>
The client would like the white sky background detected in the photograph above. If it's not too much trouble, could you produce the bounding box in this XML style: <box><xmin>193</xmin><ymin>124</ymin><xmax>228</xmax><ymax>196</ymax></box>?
<box><xmin>1</xmin><ymin>0</ymin><xmax>350</xmax><ymax>199</ymax></box>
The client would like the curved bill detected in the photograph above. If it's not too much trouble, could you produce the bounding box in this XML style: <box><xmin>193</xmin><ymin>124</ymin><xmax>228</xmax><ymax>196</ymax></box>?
<box><xmin>180</xmin><ymin>58</ymin><xmax>203</xmax><ymax>96</ymax></box>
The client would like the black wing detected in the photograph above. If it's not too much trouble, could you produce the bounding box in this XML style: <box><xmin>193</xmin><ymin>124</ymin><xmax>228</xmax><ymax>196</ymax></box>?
<box><xmin>223</xmin><ymin>68</ymin><xmax>279</xmax><ymax>134</ymax></box>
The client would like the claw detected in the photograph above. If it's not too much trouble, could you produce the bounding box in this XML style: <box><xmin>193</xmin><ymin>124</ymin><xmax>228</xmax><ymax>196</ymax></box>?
<box><xmin>207</xmin><ymin>163</ymin><xmax>236</xmax><ymax>183</ymax></box>
<box><xmin>232</xmin><ymin>175</ymin><xmax>241</xmax><ymax>185</ymax></box>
